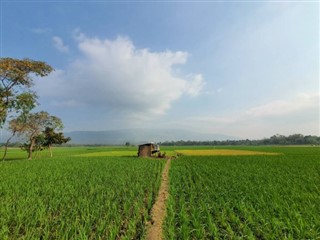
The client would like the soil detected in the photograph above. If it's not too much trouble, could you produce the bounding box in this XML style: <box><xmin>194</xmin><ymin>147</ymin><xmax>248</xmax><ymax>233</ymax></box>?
<box><xmin>146</xmin><ymin>158</ymin><xmax>171</xmax><ymax>240</ymax></box>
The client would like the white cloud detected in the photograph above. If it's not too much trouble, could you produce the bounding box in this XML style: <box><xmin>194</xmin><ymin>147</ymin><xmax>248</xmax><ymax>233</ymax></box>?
<box><xmin>184</xmin><ymin>92</ymin><xmax>319</xmax><ymax>138</ymax></box>
<box><xmin>184</xmin><ymin>74</ymin><xmax>204</xmax><ymax>97</ymax></box>
<box><xmin>37</xmin><ymin>33</ymin><xmax>204</xmax><ymax>119</ymax></box>
<box><xmin>52</xmin><ymin>36</ymin><xmax>69</xmax><ymax>53</ymax></box>
<box><xmin>245</xmin><ymin>93</ymin><xmax>319</xmax><ymax>118</ymax></box>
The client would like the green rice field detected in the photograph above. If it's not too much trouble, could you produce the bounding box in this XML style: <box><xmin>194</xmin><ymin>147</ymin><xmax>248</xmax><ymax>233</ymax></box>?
<box><xmin>0</xmin><ymin>147</ymin><xmax>165</xmax><ymax>239</ymax></box>
<box><xmin>165</xmin><ymin>147</ymin><xmax>320</xmax><ymax>239</ymax></box>
<box><xmin>0</xmin><ymin>146</ymin><xmax>319</xmax><ymax>239</ymax></box>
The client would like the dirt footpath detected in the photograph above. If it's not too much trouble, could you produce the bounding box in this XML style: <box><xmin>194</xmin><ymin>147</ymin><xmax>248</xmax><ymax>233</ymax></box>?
<box><xmin>146</xmin><ymin>158</ymin><xmax>171</xmax><ymax>240</ymax></box>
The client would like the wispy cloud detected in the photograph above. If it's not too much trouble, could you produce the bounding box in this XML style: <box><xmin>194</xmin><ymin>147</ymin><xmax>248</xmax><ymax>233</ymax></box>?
<box><xmin>185</xmin><ymin>92</ymin><xmax>319</xmax><ymax>138</ymax></box>
<box><xmin>31</xmin><ymin>27</ymin><xmax>51</xmax><ymax>34</ymax></box>
<box><xmin>245</xmin><ymin>93</ymin><xmax>319</xmax><ymax>118</ymax></box>
<box><xmin>52</xmin><ymin>36</ymin><xmax>69</xmax><ymax>53</ymax></box>
<box><xmin>51</xmin><ymin>99</ymin><xmax>84</xmax><ymax>107</ymax></box>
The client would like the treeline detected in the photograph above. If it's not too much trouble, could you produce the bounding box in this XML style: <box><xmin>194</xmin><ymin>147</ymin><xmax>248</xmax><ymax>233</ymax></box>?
<box><xmin>160</xmin><ymin>134</ymin><xmax>320</xmax><ymax>146</ymax></box>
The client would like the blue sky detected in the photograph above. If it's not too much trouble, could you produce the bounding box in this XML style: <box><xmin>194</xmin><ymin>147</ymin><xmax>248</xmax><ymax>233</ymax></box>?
<box><xmin>1</xmin><ymin>1</ymin><xmax>319</xmax><ymax>139</ymax></box>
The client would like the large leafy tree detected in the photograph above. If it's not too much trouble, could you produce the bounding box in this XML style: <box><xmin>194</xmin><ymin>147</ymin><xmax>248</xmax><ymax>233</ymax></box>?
<box><xmin>12</xmin><ymin>111</ymin><xmax>64</xmax><ymax>159</ymax></box>
<box><xmin>42</xmin><ymin>127</ymin><xmax>71</xmax><ymax>157</ymax></box>
<box><xmin>0</xmin><ymin>58</ymin><xmax>53</xmax><ymax>126</ymax></box>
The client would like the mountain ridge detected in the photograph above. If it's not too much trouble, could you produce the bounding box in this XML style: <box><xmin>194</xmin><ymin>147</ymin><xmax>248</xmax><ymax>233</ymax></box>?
<box><xmin>65</xmin><ymin>128</ymin><xmax>238</xmax><ymax>145</ymax></box>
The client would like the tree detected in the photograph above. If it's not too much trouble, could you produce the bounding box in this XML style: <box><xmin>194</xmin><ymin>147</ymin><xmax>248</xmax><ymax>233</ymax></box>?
<box><xmin>42</xmin><ymin>127</ymin><xmax>70</xmax><ymax>157</ymax></box>
<box><xmin>20</xmin><ymin>134</ymin><xmax>46</xmax><ymax>159</ymax></box>
<box><xmin>12</xmin><ymin>111</ymin><xmax>63</xmax><ymax>159</ymax></box>
<box><xmin>1</xmin><ymin>115</ymin><xmax>27</xmax><ymax>161</ymax></box>
<box><xmin>0</xmin><ymin>58</ymin><xmax>53</xmax><ymax>127</ymax></box>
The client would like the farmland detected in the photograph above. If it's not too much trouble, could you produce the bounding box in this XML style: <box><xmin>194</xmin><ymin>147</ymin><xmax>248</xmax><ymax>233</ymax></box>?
<box><xmin>0</xmin><ymin>147</ymin><xmax>165</xmax><ymax>239</ymax></box>
<box><xmin>165</xmin><ymin>147</ymin><xmax>320</xmax><ymax>239</ymax></box>
<box><xmin>0</xmin><ymin>146</ymin><xmax>319</xmax><ymax>239</ymax></box>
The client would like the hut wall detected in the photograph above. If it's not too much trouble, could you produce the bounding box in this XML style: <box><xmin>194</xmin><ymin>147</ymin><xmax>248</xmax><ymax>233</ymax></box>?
<box><xmin>138</xmin><ymin>145</ymin><xmax>152</xmax><ymax>157</ymax></box>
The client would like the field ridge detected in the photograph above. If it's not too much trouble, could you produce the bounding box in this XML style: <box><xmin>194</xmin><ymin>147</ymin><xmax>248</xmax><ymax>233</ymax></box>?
<box><xmin>146</xmin><ymin>158</ymin><xmax>171</xmax><ymax>240</ymax></box>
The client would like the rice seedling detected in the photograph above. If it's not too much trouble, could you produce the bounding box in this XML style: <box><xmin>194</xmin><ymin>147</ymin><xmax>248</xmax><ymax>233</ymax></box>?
<box><xmin>0</xmin><ymin>155</ymin><xmax>165</xmax><ymax>239</ymax></box>
<box><xmin>1</xmin><ymin>146</ymin><xmax>319</xmax><ymax>239</ymax></box>
<box><xmin>164</xmin><ymin>147</ymin><xmax>320</xmax><ymax>239</ymax></box>
<box><xmin>175</xmin><ymin>149</ymin><xmax>281</xmax><ymax>156</ymax></box>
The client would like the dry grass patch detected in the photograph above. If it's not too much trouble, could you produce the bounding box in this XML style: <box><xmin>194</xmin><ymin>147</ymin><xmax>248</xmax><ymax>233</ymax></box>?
<box><xmin>175</xmin><ymin>149</ymin><xmax>281</xmax><ymax>156</ymax></box>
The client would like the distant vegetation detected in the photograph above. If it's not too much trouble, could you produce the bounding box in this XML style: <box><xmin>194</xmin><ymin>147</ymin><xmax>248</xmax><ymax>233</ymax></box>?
<box><xmin>160</xmin><ymin>134</ymin><xmax>320</xmax><ymax>146</ymax></box>
<box><xmin>3</xmin><ymin>133</ymin><xmax>319</xmax><ymax>149</ymax></box>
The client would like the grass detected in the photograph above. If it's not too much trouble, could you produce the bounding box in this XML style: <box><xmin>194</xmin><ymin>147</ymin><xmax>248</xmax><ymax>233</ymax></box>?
<box><xmin>175</xmin><ymin>149</ymin><xmax>281</xmax><ymax>156</ymax></box>
<box><xmin>164</xmin><ymin>147</ymin><xmax>320</xmax><ymax>239</ymax></box>
<box><xmin>1</xmin><ymin>145</ymin><xmax>319</xmax><ymax>239</ymax></box>
<box><xmin>76</xmin><ymin>150</ymin><xmax>138</xmax><ymax>157</ymax></box>
<box><xmin>0</xmin><ymin>150</ymin><xmax>165</xmax><ymax>239</ymax></box>
<box><xmin>0</xmin><ymin>146</ymin><xmax>139</xmax><ymax>160</ymax></box>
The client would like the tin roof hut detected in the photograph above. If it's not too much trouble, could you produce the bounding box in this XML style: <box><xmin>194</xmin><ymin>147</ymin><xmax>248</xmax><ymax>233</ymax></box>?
<box><xmin>138</xmin><ymin>143</ymin><xmax>160</xmax><ymax>157</ymax></box>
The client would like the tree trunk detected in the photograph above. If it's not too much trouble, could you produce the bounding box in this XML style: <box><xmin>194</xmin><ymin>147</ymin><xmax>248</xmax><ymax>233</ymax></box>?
<box><xmin>28</xmin><ymin>139</ymin><xmax>35</xmax><ymax>160</ymax></box>
<box><xmin>2</xmin><ymin>131</ymin><xmax>16</xmax><ymax>161</ymax></box>
<box><xmin>48</xmin><ymin>145</ymin><xmax>53</xmax><ymax>157</ymax></box>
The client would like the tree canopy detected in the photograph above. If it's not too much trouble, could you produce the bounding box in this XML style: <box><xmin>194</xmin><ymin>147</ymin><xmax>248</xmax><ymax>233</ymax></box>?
<box><xmin>42</xmin><ymin>127</ymin><xmax>71</xmax><ymax>157</ymax></box>
<box><xmin>0</xmin><ymin>57</ymin><xmax>53</xmax><ymax>126</ymax></box>
<box><xmin>11</xmin><ymin>111</ymin><xmax>64</xmax><ymax>159</ymax></box>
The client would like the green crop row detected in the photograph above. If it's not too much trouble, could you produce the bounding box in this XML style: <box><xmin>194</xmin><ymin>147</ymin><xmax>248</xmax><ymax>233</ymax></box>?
<box><xmin>0</xmin><ymin>156</ymin><xmax>165</xmax><ymax>239</ymax></box>
<box><xmin>165</xmin><ymin>151</ymin><xmax>320</xmax><ymax>239</ymax></box>
<box><xmin>1</xmin><ymin>146</ymin><xmax>319</xmax><ymax>239</ymax></box>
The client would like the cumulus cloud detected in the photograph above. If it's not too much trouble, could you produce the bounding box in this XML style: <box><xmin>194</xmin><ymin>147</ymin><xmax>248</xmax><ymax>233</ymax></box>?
<box><xmin>38</xmin><ymin>33</ymin><xmax>204</xmax><ymax>118</ymax></box>
<box><xmin>52</xmin><ymin>36</ymin><xmax>69</xmax><ymax>53</ymax></box>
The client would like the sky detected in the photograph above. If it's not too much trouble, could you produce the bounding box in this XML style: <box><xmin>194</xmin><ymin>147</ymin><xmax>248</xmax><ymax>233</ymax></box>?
<box><xmin>1</xmin><ymin>1</ymin><xmax>319</xmax><ymax>139</ymax></box>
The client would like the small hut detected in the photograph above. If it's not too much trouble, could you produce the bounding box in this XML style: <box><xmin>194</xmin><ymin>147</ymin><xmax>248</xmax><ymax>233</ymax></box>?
<box><xmin>138</xmin><ymin>143</ymin><xmax>160</xmax><ymax>157</ymax></box>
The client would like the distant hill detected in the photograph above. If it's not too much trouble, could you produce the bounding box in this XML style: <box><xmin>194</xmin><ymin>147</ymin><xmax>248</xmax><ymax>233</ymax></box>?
<box><xmin>65</xmin><ymin>129</ymin><xmax>237</xmax><ymax>145</ymax></box>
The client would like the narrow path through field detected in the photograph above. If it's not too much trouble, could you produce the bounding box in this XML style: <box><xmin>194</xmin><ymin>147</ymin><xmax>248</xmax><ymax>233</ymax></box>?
<box><xmin>146</xmin><ymin>158</ymin><xmax>171</xmax><ymax>240</ymax></box>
